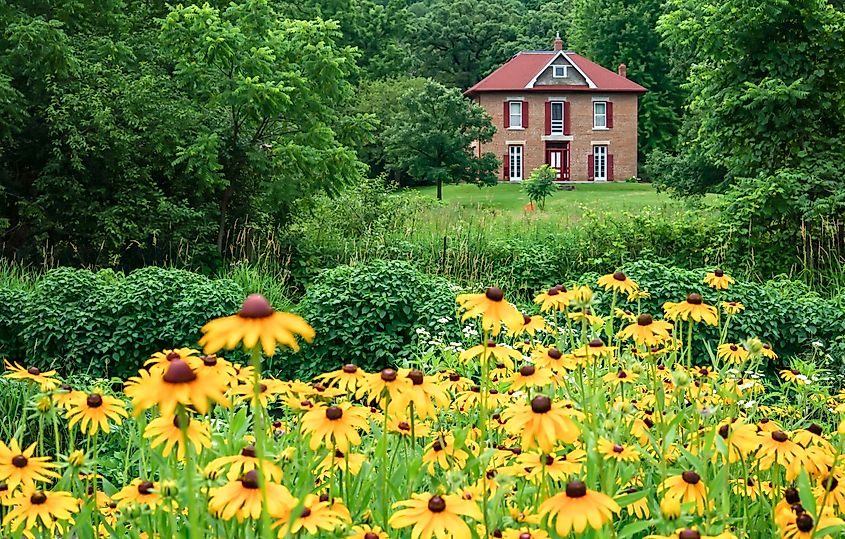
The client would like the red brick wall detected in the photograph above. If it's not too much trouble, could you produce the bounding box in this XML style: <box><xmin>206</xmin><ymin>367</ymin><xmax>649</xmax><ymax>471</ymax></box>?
<box><xmin>475</xmin><ymin>92</ymin><xmax>639</xmax><ymax>181</ymax></box>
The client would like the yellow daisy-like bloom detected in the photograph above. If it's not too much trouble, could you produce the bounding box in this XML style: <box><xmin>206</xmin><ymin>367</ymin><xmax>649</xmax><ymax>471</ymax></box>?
<box><xmin>456</xmin><ymin>287</ymin><xmax>523</xmax><ymax>337</ymax></box>
<box><xmin>143</xmin><ymin>413</ymin><xmax>212</xmax><ymax>459</ymax></box>
<box><xmin>663</xmin><ymin>294</ymin><xmax>718</xmax><ymax>325</ymax></box>
<box><xmin>65</xmin><ymin>391</ymin><xmax>128</xmax><ymax>435</ymax></box>
<box><xmin>207</xmin><ymin>445</ymin><xmax>284</xmax><ymax>482</ymax></box>
<box><xmin>208</xmin><ymin>470</ymin><xmax>295</xmax><ymax>522</ymax></box>
<box><xmin>0</xmin><ymin>439</ymin><xmax>60</xmax><ymax>490</ymax></box>
<box><xmin>603</xmin><ymin>369</ymin><xmax>639</xmax><ymax>386</ymax></box>
<box><xmin>714</xmin><ymin>420</ymin><xmax>760</xmax><ymax>463</ymax></box>
<box><xmin>144</xmin><ymin>348</ymin><xmax>201</xmax><ymax>372</ymax></box>
<box><xmin>533</xmin><ymin>285</ymin><xmax>574</xmax><ymax>313</ymax></box>
<box><xmin>617</xmin><ymin>314</ymin><xmax>673</xmax><ymax>346</ymax></box>
<box><xmin>359</xmin><ymin>368</ymin><xmax>410</xmax><ymax>408</ymax></box>
<box><xmin>509</xmin><ymin>365</ymin><xmax>553</xmax><ymax>391</ymax></box>
<box><xmin>502</xmin><ymin>528</ymin><xmax>549</xmax><ymax>539</ymax></box>
<box><xmin>704</xmin><ymin>269</ymin><xmax>734</xmax><ymax>290</ymax></box>
<box><xmin>731</xmin><ymin>476</ymin><xmax>761</xmax><ymax>501</ymax></box>
<box><xmin>3</xmin><ymin>360</ymin><xmax>60</xmax><ymax>391</ymax></box>
<box><xmin>779</xmin><ymin>369</ymin><xmax>809</xmax><ymax>385</ymax></box>
<box><xmin>347</xmin><ymin>524</ymin><xmax>390</xmax><ymax>539</ymax></box>
<box><xmin>573</xmin><ymin>338</ymin><xmax>615</xmax><ymax>360</ymax></box>
<box><xmin>814</xmin><ymin>473</ymin><xmax>845</xmax><ymax>511</ymax></box>
<box><xmin>125</xmin><ymin>358</ymin><xmax>228</xmax><ymax>416</ymax></box>
<box><xmin>3</xmin><ymin>487</ymin><xmax>79</xmax><ymax>532</ymax></box>
<box><xmin>229</xmin><ymin>378</ymin><xmax>286</xmax><ymax>407</ymax></box>
<box><xmin>620</xmin><ymin>486</ymin><xmax>650</xmax><ymax>519</ymax></box>
<box><xmin>761</xmin><ymin>342</ymin><xmax>778</xmax><ymax>360</ymax></box>
<box><xmin>421</xmin><ymin>435</ymin><xmax>470</xmax><ymax>474</ymax></box>
<box><xmin>301</xmin><ymin>402</ymin><xmax>370</xmax><ymax>452</ymax></box>
<box><xmin>659</xmin><ymin>471</ymin><xmax>708</xmax><ymax>517</ymax></box>
<box><xmin>317</xmin><ymin>449</ymin><xmax>367</xmax><ymax>476</ymax></box>
<box><xmin>717</xmin><ymin>343</ymin><xmax>749</xmax><ymax>365</ymax></box>
<box><xmin>200</xmin><ymin>294</ymin><xmax>315</xmax><ymax>356</ymax></box>
<box><xmin>779</xmin><ymin>508</ymin><xmax>844</xmax><ymax>539</ymax></box>
<box><xmin>112</xmin><ymin>479</ymin><xmax>162</xmax><ymax>509</ymax></box>
<box><xmin>721</xmin><ymin>301</ymin><xmax>745</xmax><ymax>315</ymax></box>
<box><xmin>597</xmin><ymin>271</ymin><xmax>639</xmax><ymax>295</ymax></box>
<box><xmin>509</xmin><ymin>450</ymin><xmax>586</xmax><ymax>482</ymax></box>
<box><xmin>389</xmin><ymin>493</ymin><xmax>482</xmax><ymax>539</ymax></box>
<box><xmin>598</xmin><ymin>439</ymin><xmax>640</xmax><ymax>463</ymax></box>
<box><xmin>501</xmin><ymin>395</ymin><xmax>581</xmax><ymax>452</ymax></box>
<box><xmin>394</xmin><ymin>369</ymin><xmax>449</xmax><ymax>420</ymax></box>
<box><xmin>539</xmin><ymin>480</ymin><xmax>620</xmax><ymax>536</ymax></box>
<box><xmin>510</xmin><ymin>314</ymin><xmax>548</xmax><ymax>336</ymax></box>
<box><xmin>275</xmin><ymin>494</ymin><xmax>346</xmax><ymax>536</ymax></box>
<box><xmin>316</xmin><ymin>364</ymin><xmax>367</xmax><ymax>395</ymax></box>
<box><xmin>460</xmin><ymin>341</ymin><xmax>522</xmax><ymax>370</ymax></box>
<box><xmin>567</xmin><ymin>309</ymin><xmax>605</xmax><ymax>328</ymax></box>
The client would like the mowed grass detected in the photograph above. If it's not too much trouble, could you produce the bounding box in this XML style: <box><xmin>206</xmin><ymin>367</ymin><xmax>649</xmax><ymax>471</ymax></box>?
<box><xmin>413</xmin><ymin>182</ymin><xmax>691</xmax><ymax>222</ymax></box>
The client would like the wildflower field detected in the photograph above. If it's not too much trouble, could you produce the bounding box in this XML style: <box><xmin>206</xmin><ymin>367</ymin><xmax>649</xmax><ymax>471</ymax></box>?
<box><xmin>1</xmin><ymin>270</ymin><xmax>844</xmax><ymax>539</ymax></box>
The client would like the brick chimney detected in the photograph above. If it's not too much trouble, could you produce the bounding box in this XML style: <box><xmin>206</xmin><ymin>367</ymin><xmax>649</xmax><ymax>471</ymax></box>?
<box><xmin>618</xmin><ymin>63</ymin><xmax>627</xmax><ymax>78</ymax></box>
<box><xmin>553</xmin><ymin>32</ymin><xmax>563</xmax><ymax>52</ymax></box>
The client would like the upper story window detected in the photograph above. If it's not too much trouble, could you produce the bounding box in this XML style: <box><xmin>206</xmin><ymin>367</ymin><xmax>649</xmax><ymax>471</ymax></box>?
<box><xmin>550</xmin><ymin>102</ymin><xmax>564</xmax><ymax>134</ymax></box>
<box><xmin>593</xmin><ymin>101</ymin><xmax>607</xmax><ymax>129</ymax></box>
<box><xmin>509</xmin><ymin>101</ymin><xmax>523</xmax><ymax>128</ymax></box>
<box><xmin>552</xmin><ymin>65</ymin><xmax>569</xmax><ymax>78</ymax></box>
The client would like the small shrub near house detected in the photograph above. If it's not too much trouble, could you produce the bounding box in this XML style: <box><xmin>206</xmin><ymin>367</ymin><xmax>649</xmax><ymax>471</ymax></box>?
<box><xmin>522</xmin><ymin>164</ymin><xmax>558</xmax><ymax>210</ymax></box>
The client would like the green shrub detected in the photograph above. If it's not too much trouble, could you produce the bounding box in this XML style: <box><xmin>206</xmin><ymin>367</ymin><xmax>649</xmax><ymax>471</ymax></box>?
<box><xmin>9</xmin><ymin>267</ymin><xmax>244</xmax><ymax>379</ymax></box>
<box><xmin>282</xmin><ymin>260</ymin><xmax>461</xmax><ymax>379</ymax></box>
<box><xmin>522</xmin><ymin>165</ymin><xmax>557</xmax><ymax>210</ymax></box>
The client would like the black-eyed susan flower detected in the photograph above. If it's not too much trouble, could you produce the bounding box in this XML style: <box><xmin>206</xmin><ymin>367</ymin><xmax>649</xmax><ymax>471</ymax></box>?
<box><xmin>714</xmin><ymin>420</ymin><xmax>760</xmax><ymax>463</ymax></box>
<box><xmin>460</xmin><ymin>341</ymin><xmax>522</xmax><ymax>370</ymax></box>
<box><xmin>347</xmin><ymin>524</ymin><xmax>390</xmax><ymax>539</ymax></box>
<box><xmin>0</xmin><ymin>439</ymin><xmax>60</xmax><ymax>490</ymax></box>
<box><xmin>532</xmin><ymin>346</ymin><xmax>576</xmax><ymax>372</ymax></box>
<box><xmin>421</xmin><ymin>435</ymin><xmax>470</xmax><ymax>474</ymax></box>
<box><xmin>3</xmin><ymin>360</ymin><xmax>60</xmax><ymax>391</ymax></box>
<box><xmin>659</xmin><ymin>471</ymin><xmax>708</xmax><ymax>517</ymax></box>
<box><xmin>567</xmin><ymin>309</ymin><xmax>605</xmax><ymax>328</ymax></box>
<box><xmin>620</xmin><ymin>487</ymin><xmax>650</xmax><ymax>518</ymax></box>
<box><xmin>301</xmin><ymin>403</ymin><xmax>370</xmax><ymax>452</ymax></box>
<box><xmin>275</xmin><ymin>494</ymin><xmax>346</xmax><ymax>535</ymax></box>
<box><xmin>730</xmin><ymin>476</ymin><xmax>761</xmax><ymax>501</ymax></box>
<box><xmin>538</xmin><ymin>480</ymin><xmax>620</xmax><ymax>536</ymax></box>
<box><xmin>207</xmin><ymin>445</ymin><xmax>284</xmax><ymax>482</ymax></box>
<box><xmin>618</xmin><ymin>314</ymin><xmax>673</xmax><ymax>346</ymax></box>
<box><xmin>317</xmin><ymin>449</ymin><xmax>367</xmax><ymax>476</ymax></box>
<box><xmin>501</xmin><ymin>527</ymin><xmax>549</xmax><ymax>539</ymax></box>
<box><xmin>229</xmin><ymin>378</ymin><xmax>286</xmax><ymax>407</ymax></box>
<box><xmin>761</xmin><ymin>342</ymin><xmax>778</xmax><ymax>360</ymax></box>
<box><xmin>360</xmin><ymin>368</ymin><xmax>410</xmax><ymax>408</ymax></box>
<box><xmin>3</xmin><ymin>487</ymin><xmax>79</xmax><ymax>533</ymax></box>
<box><xmin>112</xmin><ymin>479</ymin><xmax>162</xmax><ymax>509</ymax></box>
<box><xmin>534</xmin><ymin>285</ymin><xmax>573</xmax><ymax>312</ymax></box>
<box><xmin>721</xmin><ymin>301</ymin><xmax>745</xmax><ymax>315</ymax></box>
<box><xmin>663</xmin><ymin>294</ymin><xmax>718</xmax><ymax>326</ymax></box>
<box><xmin>758</xmin><ymin>430</ymin><xmax>807</xmax><ymax>480</ymax></box>
<box><xmin>143</xmin><ymin>413</ymin><xmax>212</xmax><ymax>459</ymax></box>
<box><xmin>200</xmin><ymin>293</ymin><xmax>315</xmax><ymax>356</ymax></box>
<box><xmin>815</xmin><ymin>473</ymin><xmax>845</xmax><ymax>510</ymax></box>
<box><xmin>207</xmin><ymin>470</ymin><xmax>295</xmax><ymax>522</ymax></box>
<box><xmin>125</xmin><ymin>358</ymin><xmax>228</xmax><ymax>416</ymax></box>
<box><xmin>779</xmin><ymin>508</ymin><xmax>843</xmax><ymax>539</ymax></box>
<box><xmin>717</xmin><ymin>343</ymin><xmax>749</xmax><ymax>365</ymax></box>
<box><xmin>598</xmin><ymin>271</ymin><xmax>639</xmax><ymax>295</ymax></box>
<box><xmin>510</xmin><ymin>314</ymin><xmax>547</xmax><ymax>337</ymax></box>
<box><xmin>145</xmin><ymin>348</ymin><xmax>201</xmax><ymax>372</ymax></box>
<box><xmin>509</xmin><ymin>365</ymin><xmax>553</xmax><ymax>391</ymax></box>
<box><xmin>316</xmin><ymin>364</ymin><xmax>367</xmax><ymax>394</ymax></box>
<box><xmin>395</xmin><ymin>369</ymin><xmax>449</xmax><ymax>419</ymax></box>
<box><xmin>65</xmin><ymin>390</ymin><xmax>127</xmax><ymax>435</ymax></box>
<box><xmin>779</xmin><ymin>369</ymin><xmax>809</xmax><ymax>385</ymax></box>
<box><xmin>456</xmin><ymin>287</ymin><xmax>523</xmax><ymax>337</ymax></box>
<box><xmin>598</xmin><ymin>439</ymin><xmax>640</xmax><ymax>463</ymax></box>
<box><xmin>501</xmin><ymin>395</ymin><xmax>581</xmax><ymax>452</ymax></box>
<box><xmin>389</xmin><ymin>493</ymin><xmax>482</xmax><ymax>539</ymax></box>
<box><xmin>603</xmin><ymin>368</ymin><xmax>639</xmax><ymax>387</ymax></box>
<box><xmin>704</xmin><ymin>269</ymin><xmax>734</xmax><ymax>290</ymax></box>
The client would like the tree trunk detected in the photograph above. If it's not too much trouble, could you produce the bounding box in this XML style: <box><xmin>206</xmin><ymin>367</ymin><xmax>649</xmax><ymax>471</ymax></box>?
<box><xmin>436</xmin><ymin>176</ymin><xmax>442</xmax><ymax>201</ymax></box>
<box><xmin>216</xmin><ymin>186</ymin><xmax>234</xmax><ymax>254</ymax></box>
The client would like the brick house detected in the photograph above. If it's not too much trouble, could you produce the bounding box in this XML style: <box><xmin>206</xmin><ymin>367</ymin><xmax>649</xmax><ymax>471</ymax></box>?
<box><xmin>465</xmin><ymin>35</ymin><xmax>646</xmax><ymax>182</ymax></box>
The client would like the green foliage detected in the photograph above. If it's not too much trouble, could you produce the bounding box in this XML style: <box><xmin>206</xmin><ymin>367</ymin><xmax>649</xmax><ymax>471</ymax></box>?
<box><xmin>285</xmin><ymin>260</ymin><xmax>461</xmax><ymax>379</ymax></box>
<box><xmin>522</xmin><ymin>165</ymin><xmax>558</xmax><ymax>210</ymax></box>
<box><xmin>645</xmin><ymin>149</ymin><xmax>726</xmax><ymax>197</ymax></box>
<box><xmin>383</xmin><ymin>80</ymin><xmax>499</xmax><ymax>193</ymax></box>
<box><xmin>0</xmin><ymin>267</ymin><xmax>243</xmax><ymax>379</ymax></box>
<box><xmin>569</xmin><ymin>0</ymin><xmax>685</xmax><ymax>155</ymax></box>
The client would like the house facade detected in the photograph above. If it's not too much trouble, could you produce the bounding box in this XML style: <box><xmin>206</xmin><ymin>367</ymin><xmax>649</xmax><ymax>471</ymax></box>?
<box><xmin>465</xmin><ymin>36</ymin><xmax>646</xmax><ymax>182</ymax></box>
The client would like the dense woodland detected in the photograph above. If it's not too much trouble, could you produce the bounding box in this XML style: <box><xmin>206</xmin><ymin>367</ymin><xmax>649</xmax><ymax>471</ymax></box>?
<box><xmin>0</xmin><ymin>0</ymin><xmax>844</xmax><ymax>271</ymax></box>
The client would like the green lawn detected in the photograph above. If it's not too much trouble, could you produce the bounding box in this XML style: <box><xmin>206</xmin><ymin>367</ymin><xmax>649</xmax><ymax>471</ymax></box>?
<box><xmin>414</xmin><ymin>182</ymin><xmax>684</xmax><ymax>218</ymax></box>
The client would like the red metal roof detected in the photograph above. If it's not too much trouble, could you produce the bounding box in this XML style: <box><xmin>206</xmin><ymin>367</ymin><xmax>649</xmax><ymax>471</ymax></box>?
<box><xmin>465</xmin><ymin>51</ymin><xmax>647</xmax><ymax>95</ymax></box>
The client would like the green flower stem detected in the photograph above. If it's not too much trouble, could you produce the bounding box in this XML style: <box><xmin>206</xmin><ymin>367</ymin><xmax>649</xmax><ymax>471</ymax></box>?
<box><xmin>178</xmin><ymin>405</ymin><xmax>201</xmax><ymax>539</ymax></box>
<box><xmin>249</xmin><ymin>345</ymin><xmax>272</xmax><ymax>539</ymax></box>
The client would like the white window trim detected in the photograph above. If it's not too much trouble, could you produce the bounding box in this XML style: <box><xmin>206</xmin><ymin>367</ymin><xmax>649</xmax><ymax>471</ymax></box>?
<box><xmin>593</xmin><ymin>101</ymin><xmax>608</xmax><ymax>129</ymax></box>
<box><xmin>591</xmin><ymin>140</ymin><xmax>611</xmax><ymax>146</ymax></box>
<box><xmin>550</xmin><ymin>101</ymin><xmax>565</xmax><ymax>135</ymax></box>
<box><xmin>508</xmin><ymin>145</ymin><xmax>524</xmax><ymax>182</ymax></box>
<box><xmin>552</xmin><ymin>65</ymin><xmax>568</xmax><ymax>78</ymax></box>
<box><xmin>508</xmin><ymin>100</ymin><xmax>524</xmax><ymax>129</ymax></box>
<box><xmin>593</xmin><ymin>145</ymin><xmax>608</xmax><ymax>182</ymax></box>
<box><xmin>525</xmin><ymin>51</ymin><xmax>597</xmax><ymax>88</ymax></box>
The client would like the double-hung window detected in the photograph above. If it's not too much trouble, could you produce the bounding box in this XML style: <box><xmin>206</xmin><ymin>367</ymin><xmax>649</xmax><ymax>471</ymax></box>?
<box><xmin>593</xmin><ymin>101</ymin><xmax>608</xmax><ymax>129</ymax></box>
<box><xmin>550</xmin><ymin>101</ymin><xmax>564</xmax><ymax>134</ymax></box>
<box><xmin>593</xmin><ymin>145</ymin><xmax>608</xmax><ymax>181</ymax></box>
<box><xmin>508</xmin><ymin>145</ymin><xmax>523</xmax><ymax>181</ymax></box>
<box><xmin>509</xmin><ymin>101</ymin><xmax>523</xmax><ymax>128</ymax></box>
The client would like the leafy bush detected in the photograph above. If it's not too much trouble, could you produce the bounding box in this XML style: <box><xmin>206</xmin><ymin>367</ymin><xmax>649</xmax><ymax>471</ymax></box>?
<box><xmin>282</xmin><ymin>260</ymin><xmax>462</xmax><ymax>379</ymax></box>
<box><xmin>4</xmin><ymin>267</ymin><xmax>244</xmax><ymax>379</ymax></box>
<box><xmin>522</xmin><ymin>165</ymin><xmax>557</xmax><ymax>209</ymax></box>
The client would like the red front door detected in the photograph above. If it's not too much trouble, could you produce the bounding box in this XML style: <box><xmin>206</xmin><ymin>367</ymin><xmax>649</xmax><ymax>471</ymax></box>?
<box><xmin>545</xmin><ymin>143</ymin><xmax>570</xmax><ymax>180</ymax></box>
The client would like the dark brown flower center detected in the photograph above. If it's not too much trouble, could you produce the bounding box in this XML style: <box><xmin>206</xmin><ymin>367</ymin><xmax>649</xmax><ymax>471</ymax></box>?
<box><xmin>678</xmin><ymin>530</ymin><xmax>701</xmax><ymax>539</ymax></box>
<box><xmin>364</xmin><ymin>533</ymin><xmax>379</xmax><ymax>539</ymax></box>
<box><xmin>241</xmin><ymin>445</ymin><xmax>257</xmax><ymax>458</ymax></box>
<box><xmin>784</xmin><ymin>488</ymin><xmax>800</xmax><ymax>504</ymax></box>
<box><xmin>241</xmin><ymin>470</ymin><xmax>259</xmax><ymax>489</ymax></box>
<box><xmin>612</xmin><ymin>444</ymin><xmax>624</xmax><ymax>453</ymax></box>
<box><xmin>138</xmin><ymin>481</ymin><xmax>154</xmax><ymax>495</ymax></box>
<box><xmin>486</xmin><ymin>340</ymin><xmax>497</xmax><ymax>348</ymax></box>
<box><xmin>523</xmin><ymin>314</ymin><xmax>532</xmax><ymax>324</ymax></box>
<box><xmin>238</xmin><ymin>294</ymin><xmax>274</xmax><ymax>318</ymax></box>
<box><xmin>30</xmin><ymin>491</ymin><xmax>47</xmax><ymax>505</ymax></box>
<box><xmin>547</xmin><ymin>287</ymin><xmax>559</xmax><ymax>296</ymax></box>
<box><xmin>637</xmin><ymin>313</ymin><xmax>653</xmax><ymax>326</ymax></box>
<box><xmin>166</xmin><ymin>351</ymin><xmax>181</xmax><ymax>361</ymax></box>
<box><xmin>325</xmin><ymin>406</ymin><xmax>343</xmax><ymax>420</ymax></box>
<box><xmin>530</xmin><ymin>395</ymin><xmax>552</xmax><ymax>414</ymax></box>
<box><xmin>718</xmin><ymin>424</ymin><xmax>730</xmax><ymax>439</ymax></box>
<box><xmin>682</xmin><ymin>471</ymin><xmax>700</xmax><ymax>485</ymax></box>
<box><xmin>342</xmin><ymin>364</ymin><xmax>358</xmax><ymax>374</ymax></box>
<box><xmin>547</xmin><ymin>348</ymin><xmax>562</xmax><ymax>359</ymax></box>
<box><xmin>519</xmin><ymin>533</ymin><xmax>531</xmax><ymax>539</ymax></box>
<box><xmin>27</xmin><ymin>367</ymin><xmax>41</xmax><ymax>375</ymax></box>
<box><xmin>796</xmin><ymin>513</ymin><xmax>814</xmax><ymax>532</ymax></box>
<box><xmin>202</xmin><ymin>355</ymin><xmax>218</xmax><ymax>366</ymax></box>
<box><xmin>823</xmin><ymin>476</ymin><xmax>839</xmax><ymax>491</ymax></box>
<box><xmin>772</xmin><ymin>431</ymin><xmax>789</xmax><ymax>443</ymax></box>
<box><xmin>172</xmin><ymin>415</ymin><xmax>189</xmax><ymax>429</ymax></box>
<box><xmin>86</xmin><ymin>393</ymin><xmax>103</xmax><ymax>408</ymax></box>
<box><xmin>163</xmin><ymin>359</ymin><xmax>197</xmax><ymax>384</ymax></box>
<box><xmin>408</xmin><ymin>370</ymin><xmax>424</xmax><ymax>385</ymax></box>
<box><xmin>519</xmin><ymin>365</ymin><xmax>535</xmax><ymax>377</ymax></box>
<box><xmin>613</xmin><ymin>271</ymin><xmax>627</xmax><ymax>281</ymax></box>
<box><xmin>589</xmin><ymin>338</ymin><xmax>604</xmax><ymax>348</ymax></box>
<box><xmin>730</xmin><ymin>345</ymin><xmax>738</xmax><ymax>351</ymax></box>
<box><xmin>448</xmin><ymin>373</ymin><xmax>461</xmax><ymax>382</ymax></box>
<box><xmin>808</xmin><ymin>424</ymin><xmax>823</xmax><ymax>436</ymax></box>
<box><xmin>398</xmin><ymin>421</ymin><xmax>410</xmax><ymax>431</ymax></box>
<box><xmin>432</xmin><ymin>440</ymin><xmax>444</xmax><ymax>452</ymax></box>
<box><xmin>686</xmin><ymin>293</ymin><xmax>703</xmax><ymax>305</ymax></box>
<box><xmin>11</xmin><ymin>455</ymin><xmax>27</xmax><ymax>468</ymax></box>
<box><xmin>565</xmin><ymin>480</ymin><xmax>587</xmax><ymax>498</ymax></box>
<box><xmin>427</xmin><ymin>495</ymin><xmax>446</xmax><ymax>512</ymax></box>
<box><xmin>714</xmin><ymin>269</ymin><xmax>724</xmax><ymax>277</ymax></box>
<box><xmin>485</xmin><ymin>287</ymin><xmax>504</xmax><ymax>302</ymax></box>
<box><xmin>545</xmin><ymin>454</ymin><xmax>555</xmax><ymax>466</ymax></box>
<box><xmin>380</xmin><ymin>368</ymin><xmax>397</xmax><ymax>382</ymax></box>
